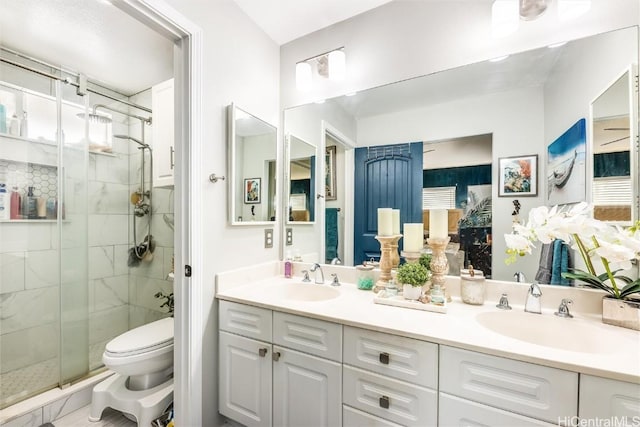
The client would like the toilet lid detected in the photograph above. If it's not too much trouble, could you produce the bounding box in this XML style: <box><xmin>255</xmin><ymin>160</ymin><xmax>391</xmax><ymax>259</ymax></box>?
<box><xmin>106</xmin><ymin>317</ymin><xmax>174</xmax><ymax>356</ymax></box>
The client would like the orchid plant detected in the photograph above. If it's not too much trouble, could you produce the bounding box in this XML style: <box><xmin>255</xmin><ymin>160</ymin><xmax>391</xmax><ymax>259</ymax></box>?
<box><xmin>505</xmin><ymin>202</ymin><xmax>640</xmax><ymax>300</ymax></box>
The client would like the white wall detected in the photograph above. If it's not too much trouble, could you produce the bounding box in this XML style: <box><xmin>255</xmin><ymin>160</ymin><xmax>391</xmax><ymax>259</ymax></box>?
<box><xmin>161</xmin><ymin>1</ymin><xmax>280</xmax><ymax>424</ymax></box>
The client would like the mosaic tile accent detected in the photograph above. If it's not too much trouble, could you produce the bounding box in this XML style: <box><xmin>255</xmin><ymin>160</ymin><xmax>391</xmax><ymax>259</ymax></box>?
<box><xmin>0</xmin><ymin>160</ymin><xmax>57</xmax><ymax>200</ymax></box>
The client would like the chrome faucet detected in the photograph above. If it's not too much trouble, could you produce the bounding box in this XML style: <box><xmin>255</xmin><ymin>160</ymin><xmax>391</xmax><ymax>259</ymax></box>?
<box><xmin>554</xmin><ymin>299</ymin><xmax>573</xmax><ymax>318</ymax></box>
<box><xmin>330</xmin><ymin>273</ymin><xmax>341</xmax><ymax>286</ymax></box>
<box><xmin>524</xmin><ymin>282</ymin><xmax>543</xmax><ymax>314</ymax></box>
<box><xmin>514</xmin><ymin>271</ymin><xmax>526</xmax><ymax>283</ymax></box>
<box><xmin>310</xmin><ymin>263</ymin><xmax>325</xmax><ymax>284</ymax></box>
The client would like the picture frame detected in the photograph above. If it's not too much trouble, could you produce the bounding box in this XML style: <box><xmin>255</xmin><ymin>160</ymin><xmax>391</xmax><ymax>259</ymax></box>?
<box><xmin>325</xmin><ymin>145</ymin><xmax>337</xmax><ymax>201</ymax></box>
<box><xmin>547</xmin><ymin>118</ymin><xmax>586</xmax><ymax>206</ymax></box>
<box><xmin>243</xmin><ymin>178</ymin><xmax>261</xmax><ymax>204</ymax></box>
<box><xmin>498</xmin><ymin>155</ymin><xmax>538</xmax><ymax>197</ymax></box>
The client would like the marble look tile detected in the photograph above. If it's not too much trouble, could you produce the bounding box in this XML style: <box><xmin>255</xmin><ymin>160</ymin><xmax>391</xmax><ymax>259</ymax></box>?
<box><xmin>151</xmin><ymin>187</ymin><xmax>174</xmax><ymax>215</ymax></box>
<box><xmin>92</xmin><ymin>275</ymin><xmax>128</xmax><ymax>312</ymax></box>
<box><xmin>0</xmin><ymin>323</ymin><xmax>58</xmax><ymax>374</ymax></box>
<box><xmin>113</xmin><ymin>245</ymin><xmax>129</xmax><ymax>276</ymax></box>
<box><xmin>89</xmin><ymin>215</ymin><xmax>128</xmax><ymax>247</ymax></box>
<box><xmin>128</xmin><ymin>306</ymin><xmax>169</xmax><ymax>330</ymax></box>
<box><xmin>42</xmin><ymin>386</ymin><xmax>92</xmax><ymax>423</ymax></box>
<box><xmin>0</xmin><ymin>287</ymin><xmax>59</xmax><ymax>335</ymax></box>
<box><xmin>0</xmin><ymin>223</ymin><xmax>53</xmax><ymax>253</ymax></box>
<box><xmin>57</xmin><ymin>216</ymin><xmax>88</xmax><ymax>250</ymax></box>
<box><xmin>95</xmin><ymin>154</ymin><xmax>129</xmax><ymax>185</ymax></box>
<box><xmin>24</xmin><ymin>249</ymin><xmax>58</xmax><ymax>290</ymax></box>
<box><xmin>88</xmin><ymin>182</ymin><xmax>130</xmax><ymax>215</ymax></box>
<box><xmin>129</xmin><ymin>247</ymin><xmax>164</xmax><ymax>280</ymax></box>
<box><xmin>60</xmin><ymin>248</ymin><xmax>87</xmax><ymax>284</ymax></box>
<box><xmin>130</xmin><ymin>276</ymin><xmax>173</xmax><ymax>312</ymax></box>
<box><xmin>89</xmin><ymin>305</ymin><xmax>128</xmax><ymax>345</ymax></box>
<box><xmin>89</xmin><ymin>246</ymin><xmax>115</xmax><ymax>280</ymax></box>
<box><xmin>0</xmin><ymin>408</ymin><xmax>43</xmax><ymax>427</ymax></box>
<box><xmin>148</xmin><ymin>215</ymin><xmax>174</xmax><ymax>248</ymax></box>
<box><xmin>0</xmin><ymin>252</ymin><xmax>25</xmax><ymax>295</ymax></box>
<box><xmin>163</xmin><ymin>248</ymin><xmax>175</xmax><ymax>280</ymax></box>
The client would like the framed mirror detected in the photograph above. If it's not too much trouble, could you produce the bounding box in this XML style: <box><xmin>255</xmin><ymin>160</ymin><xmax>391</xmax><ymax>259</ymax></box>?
<box><xmin>286</xmin><ymin>134</ymin><xmax>316</xmax><ymax>223</ymax></box>
<box><xmin>590</xmin><ymin>67</ymin><xmax>638</xmax><ymax>224</ymax></box>
<box><xmin>283</xmin><ymin>26</ymin><xmax>639</xmax><ymax>281</ymax></box>
<box><xmin>227</xmin><ymin>103</ymin><xmax>277</xmax><ymax>225</ymax></box>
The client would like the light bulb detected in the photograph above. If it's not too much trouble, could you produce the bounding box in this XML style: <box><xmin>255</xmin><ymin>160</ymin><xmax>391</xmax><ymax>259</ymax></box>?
<box><xmin>296</xmin><ymin>62</ymin><xmax>312</xmax><ymax>91</ymax></box>
<box><xmin>328</xmin><ymin>50</ymin><xmax>346</xmax><ymax>81</ymax></box>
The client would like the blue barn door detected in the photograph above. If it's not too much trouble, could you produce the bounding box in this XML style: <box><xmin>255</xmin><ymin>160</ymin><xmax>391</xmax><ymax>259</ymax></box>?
<box><xmin>353</xmin><ymin>142</ymin><xmax>423</xmax><ymax>265</ymax></box>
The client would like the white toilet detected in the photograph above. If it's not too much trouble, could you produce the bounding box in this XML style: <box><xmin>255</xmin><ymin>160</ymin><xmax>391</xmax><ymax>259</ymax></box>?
<box><xmin>89</xmin><ymin>317</ymin><xmax>174</xmax><ymax>426</ymax></box>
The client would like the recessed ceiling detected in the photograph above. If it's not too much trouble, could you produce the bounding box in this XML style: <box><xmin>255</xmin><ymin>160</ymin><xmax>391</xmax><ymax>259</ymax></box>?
<box><xmin>232</xmin><ymin>0</ymin><xmax>394</xmax><ymax>45</ymax></box>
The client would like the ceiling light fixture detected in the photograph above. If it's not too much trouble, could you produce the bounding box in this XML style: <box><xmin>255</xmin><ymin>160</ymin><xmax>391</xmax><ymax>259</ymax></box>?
<box><xmin>295</xmin><ymin>47</ymin><xmax>346</xmax><ymax>91</ymax></box>
<box><xmin>492</xmin><ymin>0</ymin><xmax>591</xmax><ymax>38</ymax></box>
<box><xmin>519</xmin><ymin>0</ymin><xmax>548</xmax><ymax>20</ymax></box>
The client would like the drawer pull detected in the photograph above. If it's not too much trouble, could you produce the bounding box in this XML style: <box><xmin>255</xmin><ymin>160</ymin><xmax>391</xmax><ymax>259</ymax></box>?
<box><xmin>258</xmin><ymin>348</ymin><xmax>268</xmax><ymax>357</ymax></box>
<box><xmin>272</xmin><ymin>351</ymin><xmax>281</xmax><ymax>361</ymax></box>
<box><xmin>379</xmin><ymin>395</ymin><xmax>390</xmax><ymax>409</ymax></box>
<box><xmin>379</xmin><ymin>352</ymin><xmax>390</xmax><ymax>364</ymax></box>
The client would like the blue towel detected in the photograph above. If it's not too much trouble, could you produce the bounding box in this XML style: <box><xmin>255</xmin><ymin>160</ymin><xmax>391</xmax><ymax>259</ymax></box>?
<box><xmin>550</xmin><ymin>239</ymin><xmax>572</xmax><ymax>286</ymax></box>
<box><xmin>325</xmin><ymin>208</ymin><xmax>339</xmax><ymax>262</ymax></box>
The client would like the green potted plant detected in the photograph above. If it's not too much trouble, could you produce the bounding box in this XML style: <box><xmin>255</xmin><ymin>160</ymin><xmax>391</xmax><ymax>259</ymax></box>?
<box><xmin>418</xmin><ymin>253</ymin><xmax>432</xmax><ymax>271</ymax></box>
<box><xmin>396</xmin><ymin>262</ymin><xmax>430</xmax><ymax>300</ymax></box>
<box><xmin>505</xmin><ymin>202</ymin><xmax>640</xmax><ymax>330</ymax></box>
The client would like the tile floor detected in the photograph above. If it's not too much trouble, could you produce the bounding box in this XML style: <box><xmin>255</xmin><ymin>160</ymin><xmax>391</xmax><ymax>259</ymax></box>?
<box><xmin>53</xmin><ymin>406</ymin><xmax>136</xmax><ymax>427</ymax></box>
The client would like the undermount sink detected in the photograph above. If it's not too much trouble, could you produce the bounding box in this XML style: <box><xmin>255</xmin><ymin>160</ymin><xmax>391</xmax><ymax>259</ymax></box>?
<box><xmin>475</xmin><ymin>310</ymin><xmax>628</xmax><ymax>354</ymax></box>
<box><xmin>271</xmin><ymin>282</ymin><xmax>340</xmax><ymax>302</ymax></box>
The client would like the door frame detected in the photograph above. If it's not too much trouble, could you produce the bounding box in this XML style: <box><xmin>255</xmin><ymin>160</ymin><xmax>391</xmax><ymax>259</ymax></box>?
<box><xmin>115</xmin><ymin>1</ymin><xmax>203</xmax><ymax>425</ymax></box>
<box><xmin>320</xmin><ymin>121</ymin><xmax>355</xmax><ymax>265</ymax></box>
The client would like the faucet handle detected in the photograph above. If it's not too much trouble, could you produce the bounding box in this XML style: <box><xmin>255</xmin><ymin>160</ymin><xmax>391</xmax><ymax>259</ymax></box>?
<box><xmin>330</xmin><ymin>273</ymin><xmax>341</xmax><ymax>287</ymax></box>
<box><xmin>529</xmin><ymin>282</ymin><xmax>542</xmax><ymax>296</ymax></box>
<box><xmin>496</xmin><ymin>293</ymin><xmax>512</xmax><ymax>310</ymax></box>
<box><xmin>554</xmin><ymin>298</ymin><xmax>573</xmax><ymax>318</ymax></box>
<box><xmin>301</xmin><ymin>270</ymin><xmax>311</xmax><ymax>282</ymax></box>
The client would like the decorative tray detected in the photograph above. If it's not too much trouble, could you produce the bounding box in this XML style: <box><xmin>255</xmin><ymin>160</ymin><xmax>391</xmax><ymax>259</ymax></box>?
<box><xmin>373</xmin><ymin>292</ymin><xmax>447</xmax><ymax>314</ymax></box>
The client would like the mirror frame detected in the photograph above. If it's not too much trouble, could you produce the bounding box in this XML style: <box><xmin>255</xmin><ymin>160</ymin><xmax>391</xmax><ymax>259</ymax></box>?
<box><xmin>227</xmin><ymin>103</ymin><xmax>278</xmax><ymax>226</ymax></box>
<box><xmin>284</xmin><ymin>133</ymin><xmax>317</xmax><ymax>225</ymax></box>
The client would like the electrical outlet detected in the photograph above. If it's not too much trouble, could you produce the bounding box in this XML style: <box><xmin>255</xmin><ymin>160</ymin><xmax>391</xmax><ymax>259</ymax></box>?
<box><xmin>264</xmin><ymin>228</ymin><xmax>274</xmax><ymax>248</ymax></box>
<box><xmin>286</xmin><ymin>228</ymin><xmax>293</xmax><ymax>246</ymax></box>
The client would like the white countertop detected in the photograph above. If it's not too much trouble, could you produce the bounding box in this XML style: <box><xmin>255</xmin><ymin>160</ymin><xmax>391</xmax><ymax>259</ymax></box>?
<box><xmin>215</xmin><ymin>263</ymin><xmax>640</xmax><ymax>384</ymax></box>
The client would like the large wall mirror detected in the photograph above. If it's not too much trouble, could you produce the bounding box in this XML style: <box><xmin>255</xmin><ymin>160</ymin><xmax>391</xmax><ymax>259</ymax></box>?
<box><xmin>227</xmin><ymin>103</ymin><xmax>277</xmax><ymax>225</ymax></box>
<box><xmin>283</xmin><ymin>26</ymin><xmax>639</xmax><ymax>281</ymax></box>
<box><xmin>286</xmin><ymin>134</ymin><xmax>316</xmax><ymax>223</ymax></box>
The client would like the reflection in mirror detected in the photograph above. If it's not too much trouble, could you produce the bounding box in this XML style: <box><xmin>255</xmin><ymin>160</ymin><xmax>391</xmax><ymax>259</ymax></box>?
<box><xmin>287</xmin><ymin>134</ymin><xmax>316</xmax><ymax>223</ymax></box>
<box><xmin>591</xmin><ymin>70</ymin><xmax>635</xmax><ymax>224</ymax></box>
<box><xmin>227</xmin><ymin>104</ymin><xmax>277</xmax><ymax>225</ymax></box>
<box><xmin>283</xmin><ymin>26</ymin><xmax>639</xmax><ymax>281</ymax></box>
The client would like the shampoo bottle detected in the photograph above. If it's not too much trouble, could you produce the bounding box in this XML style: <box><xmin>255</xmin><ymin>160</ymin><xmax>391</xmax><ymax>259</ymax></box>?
<box><xmin>284</xmin><ymin>251</ymin><xmax>292</xmax><ymax>278</ymax></box>
<box><xmin>0</xmin><ymin>174</ymin><xmax>8</xmax><ymax>221</ymax></box>
<box><xmin>23</xmin><ymin>186</ymin><xmax>37</xmax><ymax>219</ymax></box>
<box><xmin>10</xmin><ymin>186</ymin><xmax>21</xmax><ymax>219</ymax></box>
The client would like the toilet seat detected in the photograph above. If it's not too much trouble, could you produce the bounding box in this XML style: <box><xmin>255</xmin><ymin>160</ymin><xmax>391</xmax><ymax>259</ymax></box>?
<box><xmin>105</xmin><ymin>317</ymin><xmax>173</xmax><ymax>357</ymax></box>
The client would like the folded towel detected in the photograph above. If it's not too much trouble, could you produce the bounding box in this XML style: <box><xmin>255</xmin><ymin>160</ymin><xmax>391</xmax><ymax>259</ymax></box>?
<box><xmin>535</xmin><ymin>242</ymin><xmax>554</xmax><ymax>284</ymax></box>
<box><xmin>550</xmin><ymin>239</ymin><xmax>573</xmax><ymax>286</ymax></box>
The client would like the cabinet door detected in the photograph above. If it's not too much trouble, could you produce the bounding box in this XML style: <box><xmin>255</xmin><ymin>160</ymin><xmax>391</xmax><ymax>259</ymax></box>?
<box><xmin>152</xmin><ymin>78</ymin><xmax>174</xmax><ymax>188</ymax></box>
<box><xmin>439</xmin><ymin>392</ymin><xmax>557</xmax><ymax>426</ymax></box>
<box><xmin>219</xmin><ymin>331</ymin><xmax>271</xmax><ymax>427</ymax></box>
<box><xmin>580</xmin><ymin>375</ymin><xmax>640</xmax><ymax>420</ymax></box>
<box><xmin>273</xmin><ymin>346</ymin><xmax>342</xmax><ymax>427</ymax></box>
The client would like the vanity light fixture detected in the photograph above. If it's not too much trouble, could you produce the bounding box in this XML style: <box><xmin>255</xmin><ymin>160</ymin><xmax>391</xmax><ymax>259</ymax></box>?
<box><xmin>295</xmin><ymin>47</ymin><xmax>346</xmax><ymax>91</ymax></box>
<box><xmin>492</xmin><ymin>0</ymin><xmax>591</xmax><ymax>37</ymax></box>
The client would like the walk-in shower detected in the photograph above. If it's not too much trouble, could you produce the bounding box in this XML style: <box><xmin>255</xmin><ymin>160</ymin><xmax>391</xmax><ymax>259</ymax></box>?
<box><xmin>0</xmin><ymin>47</ymin><xmax>174</xmax><ymax>413</ymax></box>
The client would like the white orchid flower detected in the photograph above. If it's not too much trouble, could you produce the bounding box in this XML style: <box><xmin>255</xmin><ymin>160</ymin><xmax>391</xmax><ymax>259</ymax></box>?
<box><xmin>504</xmin><ymin>233</ymin><xmax>535</xmax><ymax>254</ymax></box>
<box><xmin>593</xmin><ymin>240</ymin><xmax>636</xmax><ymax>271</ymax></box>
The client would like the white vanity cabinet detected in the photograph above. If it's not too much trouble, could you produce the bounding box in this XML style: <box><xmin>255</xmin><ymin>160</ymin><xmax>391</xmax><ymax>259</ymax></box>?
<box><xmin>579</xmin><ymin>374</ymin><xmax>640</xmax><ymax>420</ymax></box>
<box><xmin>439</xmin><ymin>346</ymin><xmax>578</xmax><ymax>425</ymax></box>
<box><xmin>342</xmin><ymin>326</ymin><xmax>438</xmax><ymax>426</ymax></box>
<box><xmin>218</xmin><ymin>301</ymin><xmax>342</xmax><ymax>427</ymax></box>
<box><xmin>151</xmin><ymin>78</ymin><xmax>174</xmax><ymax>188</ymax></box>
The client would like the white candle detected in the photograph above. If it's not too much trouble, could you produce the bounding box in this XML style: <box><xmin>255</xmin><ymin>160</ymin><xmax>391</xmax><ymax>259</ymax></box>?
<box><xmin>404</xmin><ymin>223</ymin><xmax>424</xmax><ymax>252</ymax></box>
<box><xmin>392</xmin><ymin>209</ymin><xmax>400</xmax><ymax>235</ymax></box>
<box><xmin>429</xmin><ymin>209</ymin><xmax>448</xmax><ymax>239</ymax></box>
<box><xmin>377</xmin><ymin>208</ymin><xmax>393</xmax><ymax>236</ymax></box>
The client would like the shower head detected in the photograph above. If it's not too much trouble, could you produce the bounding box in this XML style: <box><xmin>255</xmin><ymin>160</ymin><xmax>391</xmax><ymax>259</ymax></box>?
<box><xmin>76</xmin><ymin>112</ymin><xmax>112</xmax><ymax>124</ymax></box>
<box><xmin>114</xmin><ymin>134</ymin><xmax>150</xmax><ymax>149</ymax></box>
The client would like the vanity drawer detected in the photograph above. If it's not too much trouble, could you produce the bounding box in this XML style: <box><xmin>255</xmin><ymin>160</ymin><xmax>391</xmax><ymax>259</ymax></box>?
<box><xmin>273</xmin><ymin>311</ymin><xmax>342</xmax><ymax>362</ymax></box>
<box><xmin>579</xmin><ymin>374</ymin><xmax>640</xmax><ymax>419</ymax></box>
<box><xmin>343</xmin><ymin>326</ymin><xmax>437</xmax><ymax>388</ymax></box>
<box><xmin>343</xmin><ymin>405</ymin><xmax>403</xmax><ymax>427</ymax></box>
<box><xmin>343</xmin><ymin>365</ymin><xmax>437</xmax><ymax>426</ymax></box>
<box><xmin>219</xmin><ymin>300</ymin><xmax>272</xmax><ymax>342</ymax></box>
<box><xmin>439</xmin><ymin>392</ymin><xmax>557</xmax><ymax>426</ymax></box>
<box><xmin>439</xmin><ymin>346</ymin><xmax>578</xmax><ymax>423</ymax></box>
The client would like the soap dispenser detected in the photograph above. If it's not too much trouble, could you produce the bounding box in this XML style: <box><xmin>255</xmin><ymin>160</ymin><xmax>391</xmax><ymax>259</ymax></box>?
<box><xmin>284</xmin><ymin>251</ymin><xmax>292</xmax><ymax>278</ymax></box>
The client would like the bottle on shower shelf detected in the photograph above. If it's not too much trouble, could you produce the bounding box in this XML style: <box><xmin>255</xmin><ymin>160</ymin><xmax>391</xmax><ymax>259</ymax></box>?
<box><xmin>23</xmin><ymin>186</ymin><xmax>37</xmax><ymax>219</ymax></box>
<box><xmin>10</xmin><ymin>186</ymin><xmax>22</xmax><ymax>219</ymax></box>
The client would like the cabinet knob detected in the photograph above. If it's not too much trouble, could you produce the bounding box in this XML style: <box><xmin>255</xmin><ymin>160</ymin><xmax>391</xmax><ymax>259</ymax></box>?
<box><xmin>379</xmin><ymin>395</ymin><xmax>390</xmax><ymax>409</ymax></box>
<box><xmin>272</xmin><ymin>351</ymin><xmax>281</xmax><ymax>361</ymax></box>
<box><xmin>379</xmin><ymin>352</ymin><xmax>390</xmax><ymax>365</ymax></box>
<box><xmin>258</xmin><ymin>348</ymin><xmax>268</xmax><ymax>357</ymax></box>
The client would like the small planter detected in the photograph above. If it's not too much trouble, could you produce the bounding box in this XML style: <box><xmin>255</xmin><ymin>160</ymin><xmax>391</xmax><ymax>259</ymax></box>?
<box><xmin>403</xmin><ymin>284</ymin><xmax>422</xmax><ymax>300</ymax></box>
<box><xmin>602</xmin><ymin>297</ymin><xmax>640</xmax><ymax>331</ymax></box>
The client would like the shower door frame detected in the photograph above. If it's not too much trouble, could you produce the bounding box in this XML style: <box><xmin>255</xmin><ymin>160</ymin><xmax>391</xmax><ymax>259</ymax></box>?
<box><xmin>114</xmin><ymin>1</ymin><xmax>204</xmax><ymax>426</ymax></box>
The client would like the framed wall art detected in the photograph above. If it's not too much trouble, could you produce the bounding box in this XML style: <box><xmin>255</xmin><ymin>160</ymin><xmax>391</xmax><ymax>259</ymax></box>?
<box><xmin>325</xmin><ymin>145</ymin><xmax>337</xmax><ymax>200</ymax></box>
<box><xmin>498</xmin><ymin>154</ymin><xmax>538</xmax><ymax>197</ymax></box>
<box><xmin>244</xmin><ymin>177</ymin><xmax>261</xmax><ymax>204</ymax></box>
